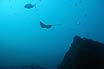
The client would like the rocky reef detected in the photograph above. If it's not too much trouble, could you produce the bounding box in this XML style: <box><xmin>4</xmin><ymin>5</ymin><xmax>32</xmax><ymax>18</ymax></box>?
<box><xmin>0</xmin><ymin>64</ymin><xmax>45</xmax><ymax>69</ymax></box>
<box><xmin>57</xmin><ymin>36</ymin><xmax>104</xmax><ymax>69</ymax></box>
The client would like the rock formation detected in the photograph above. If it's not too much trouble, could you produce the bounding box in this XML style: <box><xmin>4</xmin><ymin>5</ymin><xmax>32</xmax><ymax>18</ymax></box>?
<box><xmin>58</xmin><ymin>36</ymin><xmax>104</xmax><ymax>69</ymax></box>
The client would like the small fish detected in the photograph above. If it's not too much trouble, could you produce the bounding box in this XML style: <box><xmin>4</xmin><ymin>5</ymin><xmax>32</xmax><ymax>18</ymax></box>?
<box><xmin>24</xmin><ymin>4</ymin><xmax>36</xmax><ymax>9</ymax></box>
<box><xmin>40</xmin><ymin>21</ymin><xmax>62</xmax><ymax>29</ymax></box>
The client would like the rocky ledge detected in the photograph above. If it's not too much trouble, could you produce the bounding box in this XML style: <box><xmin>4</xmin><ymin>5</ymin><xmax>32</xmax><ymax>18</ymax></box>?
<box><xmin>58</xmin><ymin>36</ymin><xmax>104</xmax><ymax>69</ymax></box>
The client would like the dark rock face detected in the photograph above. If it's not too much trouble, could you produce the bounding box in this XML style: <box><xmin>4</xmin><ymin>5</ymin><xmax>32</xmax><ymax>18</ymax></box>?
<box><xmin>0</xmin><ymin>64</ymin><xmax>45</xmax><ymax>69</ymax></box>
<box><xmin>58</xmin><ymin>36</ymin><xmax>104</xmax><ymax>69</ymax></box>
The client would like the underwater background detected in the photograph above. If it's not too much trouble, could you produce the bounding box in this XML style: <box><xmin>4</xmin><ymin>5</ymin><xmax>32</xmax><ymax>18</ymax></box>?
<box><xmin>0</xmin><ymin>0</ymin><xmax>104</xmax><ymax>69</ymax></box>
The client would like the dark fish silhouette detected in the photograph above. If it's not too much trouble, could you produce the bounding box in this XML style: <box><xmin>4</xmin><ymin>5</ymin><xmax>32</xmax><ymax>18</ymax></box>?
<box><xmin>40</xmin><ymin>21</ymin><xmax>52</xmax><ymax>29</ymax></box>
<box><xmin>24</xmin><ymin>4</ymin><xmax>36</xmax><ymax>9</ymax></box>
<box><xmin>40</xmin><ymin>21</ymin><xmax>62</xmax><ymax>29</ymax></box>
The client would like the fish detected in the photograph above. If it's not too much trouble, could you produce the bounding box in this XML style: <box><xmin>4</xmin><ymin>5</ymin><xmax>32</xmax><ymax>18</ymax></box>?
<box><xmin>40</xmin><ymin>21</ymin><xmax>62</xmax><ymax>29</ymax></box>
<box><xmin>24</xmin><ymin>4</ymin><xmax>36</xmax><ymax>9</ymax></box>
<box><xmin>40</xmin><ymin>21</ymin><xmax>52</xmax><ymax>29</ymax></box>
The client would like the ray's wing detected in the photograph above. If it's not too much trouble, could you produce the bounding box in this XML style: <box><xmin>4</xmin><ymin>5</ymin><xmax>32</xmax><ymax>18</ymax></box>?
<box><xmin>45</xmin><ymin>25</ymin><xmax>52</xmax><ymax>29</ymax></box>
<box><xmin>40</xmin><ymin>21</ymin><xmax>52</xmax><ymax>29</ymax></box>
<box><xmin>40</xmin><ymin>21</ymin><xmax>47</xmax><ymax>28</ymax></box>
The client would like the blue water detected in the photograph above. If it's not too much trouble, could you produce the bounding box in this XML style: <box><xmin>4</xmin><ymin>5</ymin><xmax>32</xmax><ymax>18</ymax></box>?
<box><xmin>0</xmin><ymin>0</ymin><xmax>104</xmax><ymax>69</ymax></box>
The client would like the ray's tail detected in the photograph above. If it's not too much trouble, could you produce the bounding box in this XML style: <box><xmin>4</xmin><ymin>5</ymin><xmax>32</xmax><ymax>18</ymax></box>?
<box><xmin>53</xmin><ymin>24</ymin><xmax>63</xmax><ymax>26</ymax></box>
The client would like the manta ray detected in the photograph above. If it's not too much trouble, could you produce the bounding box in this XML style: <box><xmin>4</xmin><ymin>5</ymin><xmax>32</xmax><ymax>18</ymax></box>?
<box><xmin>40</xmin><ymin>21</ymin><xmax>62</xmax><ymax>29</ymax></box>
